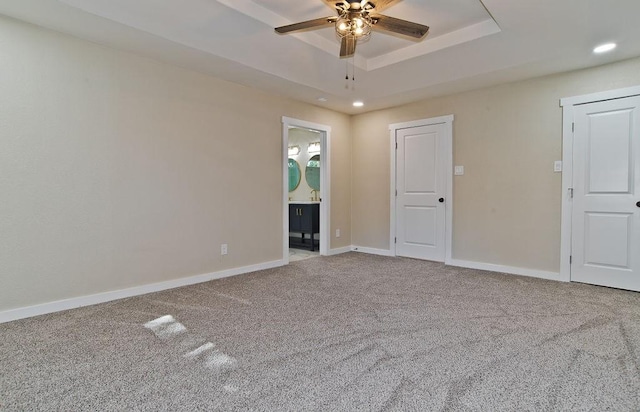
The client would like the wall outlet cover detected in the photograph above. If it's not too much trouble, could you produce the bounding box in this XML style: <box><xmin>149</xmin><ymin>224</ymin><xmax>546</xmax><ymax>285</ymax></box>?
<box><xmin>454</xmin><ymin>166</ymin><xmax>465</xmax><ymax>176</ymax></box>
<box><xmin>554</xmin><ymin>161</ymin><xmax>563</xmax><ymax>172</ymax></box>
<box><xmin>336</xmin><ymin>229</ymin><xmax>341</xmax><ymax>238</ymax></box>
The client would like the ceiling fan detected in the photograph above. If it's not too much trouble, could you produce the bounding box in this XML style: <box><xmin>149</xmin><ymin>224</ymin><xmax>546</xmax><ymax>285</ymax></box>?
<box><xmin>275</xmin><ymin>0</ymin><xmax>430</xmax><ymax>58</ymax></box>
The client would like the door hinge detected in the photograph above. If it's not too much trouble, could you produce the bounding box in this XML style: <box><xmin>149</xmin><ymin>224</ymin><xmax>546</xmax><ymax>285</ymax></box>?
<box><xmin>570</xmin><ymin>255</ymin><xmax>572</xmax><ymax>264</ymax></box>
<box><xmin>395</xmin><ymin>142</ymin><xmax>398</xmax><ymax>150</ymax></box>
<box><xmin>394</xmin><ymin>237</ymin><xmax>397</xmax><ymax>244</ymax></box>
<box><xmin>572</xmin><ymin>122</ymin><xmax>575</xmax><ymax>132</ymax></box>
<box><xmin>395</xmin><ymin>189</ymin><xmax>397</xmax><ymax>196</ymax></box>
<box><xmin>569</xmin><ymin>187</ymin><xmax>574</xmax><ymax>198</ymax></box>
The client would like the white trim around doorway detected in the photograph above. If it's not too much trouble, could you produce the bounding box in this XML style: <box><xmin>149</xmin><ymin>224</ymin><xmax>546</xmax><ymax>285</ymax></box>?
<box><xmin>559</xmin><ymin>85</ymin><xmax>640</xmax><ymax>283</ymax></box>
<box><xmin>389</xmin><ymin>115</ymin><xmax>454</xmax><ymax>263</ymax></box>
<box><xmin>282</xmin><ymin>117</ymin><xmax>331</xmax><ymax>264</ymax></box>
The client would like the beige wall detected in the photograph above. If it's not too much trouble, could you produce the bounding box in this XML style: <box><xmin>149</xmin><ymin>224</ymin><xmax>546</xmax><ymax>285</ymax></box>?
<box><xmin>352</xmin><ymin>57</ymin><xmax>640</xmax><ymax>273</ymax></box>
<box><xmin>4</xmin><ymin>13</ymin><xmax>640</xmax><ymax>314</ymax></box>
<box><xmin>0</xmin><ymin>17</ymin><xmax>351</xmax><ymax>312</ymax></box>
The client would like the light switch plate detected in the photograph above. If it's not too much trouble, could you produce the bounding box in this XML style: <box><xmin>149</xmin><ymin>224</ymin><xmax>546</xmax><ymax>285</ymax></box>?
<box><xmin>454</xmin><ymin>166</ymin><xmax>465</xmax><ymax>176</ymax></box>
<box><xmin>554</xmin><ymin>161</ymin><xmax>563</xmax><ymax>172</ymax></box>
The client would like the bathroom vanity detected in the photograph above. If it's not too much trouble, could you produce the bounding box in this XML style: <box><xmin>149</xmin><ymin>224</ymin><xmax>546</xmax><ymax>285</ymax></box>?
<box><xmin>289</xmin><ymin>202</ymin><xmax>320</xmax><ymax>251</ymax></box>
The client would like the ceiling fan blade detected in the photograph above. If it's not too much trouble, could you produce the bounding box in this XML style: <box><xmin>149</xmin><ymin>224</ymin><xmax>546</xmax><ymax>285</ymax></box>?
<box><xmin>370</xmin><ymin>14</ymin><xmax>429</xmax><ymax>38</ymax></box>
<box><xmin>340</xmin><ymin>36</ymin><xmax>357</xmax><ymax>57</ymax></box>
<box><xmin>369</xmin><ymin>0</ymin><xmax>401</xmax><ymax>12</ymax></box>
<box><xmin>275</xmin><ymin>16</ymin><xmax>337</xmax><ymax>34</ymax></box>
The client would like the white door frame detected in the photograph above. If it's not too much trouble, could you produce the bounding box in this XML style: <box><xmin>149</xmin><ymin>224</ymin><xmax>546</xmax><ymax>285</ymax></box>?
<box><xmin>282</xmin><ymin>116</ymin><xmax>331</xmax><ymax>264</ymax></box>
<box><xmin>389</xmin><ymin>115</ymin><xmax>454</xmax><ymax>263</ymax></box>
<box><xmin>559</xmin><ymin>85</ymin><xmax>640</xmax><ymax>282</ymax></box>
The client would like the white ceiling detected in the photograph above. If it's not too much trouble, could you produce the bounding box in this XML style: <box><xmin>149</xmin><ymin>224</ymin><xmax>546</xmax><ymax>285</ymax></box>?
<box><xmin>1</xmin><ymin>0</ymin><xmax>640</xmax><ymax>114</ymax></box>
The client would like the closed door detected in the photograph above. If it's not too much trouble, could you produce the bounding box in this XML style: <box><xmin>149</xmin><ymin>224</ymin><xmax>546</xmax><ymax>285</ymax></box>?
<box><xmin>395</xmin><ymin>124</ymin><xmax>447</xmax><ymax>261</ymax></box>
<box><xmin>571</xmin><ymin>95</ymin><xmax>640</xmax><ymax>291</ymax></box>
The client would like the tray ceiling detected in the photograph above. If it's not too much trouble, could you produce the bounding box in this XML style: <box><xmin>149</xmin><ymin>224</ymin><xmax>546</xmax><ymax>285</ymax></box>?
<box><xmin>1</xmin><ymin>0</ymin><xmax>640</xmax><ymax>113</ymax></box>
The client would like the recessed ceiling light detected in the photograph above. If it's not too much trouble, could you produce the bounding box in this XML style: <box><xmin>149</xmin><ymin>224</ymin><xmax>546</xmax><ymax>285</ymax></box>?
<box><xmin>317</xmin><ymin>97</ymin><xmax>328</xmax><ymax>102</ymax></box>
<box><xmin>353</xmin><ymin>101</ymin><xmax>364</xmax><ymax>107</ymax></box>
<box><xmin>594</xmin><ymin>43</ymin><xmax>617</xmax><ymax>54</ymax></box>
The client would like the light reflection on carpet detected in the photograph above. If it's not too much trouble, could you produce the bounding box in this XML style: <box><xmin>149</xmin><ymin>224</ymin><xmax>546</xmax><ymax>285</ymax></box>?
<box><xmin>144</xmin><ymin>315</ymin><xmax>237</xmax><ymax>375</ymax></box>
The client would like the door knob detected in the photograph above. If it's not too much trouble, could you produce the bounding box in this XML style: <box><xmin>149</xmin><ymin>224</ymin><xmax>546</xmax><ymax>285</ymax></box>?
<box><xmin>637</xmin><ymin>201</ymin><xmax>640</xmax><ymax>208</ymax></box>
<box><xmin>439</xmin><ymin>198</ymin><xmax>445</xmax><ymax>203</ymax></box>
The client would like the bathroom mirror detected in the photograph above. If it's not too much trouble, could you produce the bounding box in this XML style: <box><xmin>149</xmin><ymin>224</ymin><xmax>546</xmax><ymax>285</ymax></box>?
<box><xmin>288</xmin><ymin>158</ymin><xmax>301</xmax><ymax>192</ymax></box>
<box><xmin>305</xmin><ymin>155</ymin><xmax>320</xmax><ymax>191</ymax></box>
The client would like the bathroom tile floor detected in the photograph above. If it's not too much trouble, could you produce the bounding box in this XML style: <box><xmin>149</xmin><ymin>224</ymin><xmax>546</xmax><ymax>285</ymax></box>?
<box><xmin>289</xmin><ymin>248</ymin><xmax>319</xmax><ymax>262</ymax></box>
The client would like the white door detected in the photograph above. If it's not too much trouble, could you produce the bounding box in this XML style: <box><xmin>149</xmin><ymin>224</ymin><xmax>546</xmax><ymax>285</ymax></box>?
<box><xmin>395</xmin><ymin>123</ymin><xmax>447</xmax><ymax>261</ymax></box>
<box><xmin>571</xmin><ymin>95</ymin><xmax>640</xmax><ymax>291</ymax></box>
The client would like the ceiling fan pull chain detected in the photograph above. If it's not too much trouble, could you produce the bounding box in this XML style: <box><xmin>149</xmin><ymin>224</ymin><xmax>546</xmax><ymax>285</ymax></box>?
<box><xmin>352</xmin><ymin>57</ymin><xmax>355</xmax><ymax>82</ymax></box>
<box><xmin>351</xmin><ymin>58</ymin><xmax>356</xmax><ymax>91</ymax></box>
<box><xmin>345</xmin><ymin>60</ymin><xmax>349</xmax><ymax>89</ymax></box>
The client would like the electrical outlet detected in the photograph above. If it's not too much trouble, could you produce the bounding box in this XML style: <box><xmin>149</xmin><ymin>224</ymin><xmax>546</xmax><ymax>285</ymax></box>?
<box><xmin>454</xmin><ymin>166</ymin><xmax>465</xmax><ymax>176</ymax></box>
<box><xmin>336</xmin><ymin>229</ymin><xmax>341</xmax><ymax>238</ymax></box>
<box><xmin>221</xmin><ymin>244</ymin><xmax>228</xmax><ymax>255</ymax></box>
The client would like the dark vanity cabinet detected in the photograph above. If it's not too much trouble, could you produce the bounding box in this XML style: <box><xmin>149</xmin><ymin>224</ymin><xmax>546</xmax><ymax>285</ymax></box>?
<box><xmin>289</xmin><ymin>203</ymin><xmax>320</xmax><ymax>251</ymax></box>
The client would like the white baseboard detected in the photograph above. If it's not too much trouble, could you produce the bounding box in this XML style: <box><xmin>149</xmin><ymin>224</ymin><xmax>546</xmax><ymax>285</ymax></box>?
<box><xmin>327</xmin><ymin>246</ymin><xmax>352</xmax><ymax>256</ymax></box>
<box><xmin>0</xmin><ymin>259</ymin><xmax>285</xmax><ymax>324</ymax></box>
<box><xmin>351</xmin><ymin>246</ymin><xmax>394</xmax><ymax>257</ymax></box>
<box><xmin>447</xmin><ymin>258</ymin><xmax>562</xmax><ymax>282</ymax></box>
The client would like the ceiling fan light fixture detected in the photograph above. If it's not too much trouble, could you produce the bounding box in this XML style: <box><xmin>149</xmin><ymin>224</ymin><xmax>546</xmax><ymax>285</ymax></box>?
<box><xmin>335</xmin><ymin>11</ymin><xmax>372</xmax><ymax>41</ymax></box>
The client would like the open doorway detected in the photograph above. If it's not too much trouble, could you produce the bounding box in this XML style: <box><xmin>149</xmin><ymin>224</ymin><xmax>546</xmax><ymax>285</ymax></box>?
<box><xmin>282</xmin><ymin>117</ymin><xmax>331</xmax><ymax>264</ymax></box>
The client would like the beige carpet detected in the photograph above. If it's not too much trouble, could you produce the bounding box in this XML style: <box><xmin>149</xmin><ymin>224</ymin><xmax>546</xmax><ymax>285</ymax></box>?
<box><xmin>2</xmin><ymin>252</ymin><xmax>640</xmax><ymax>411</ymax></box>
